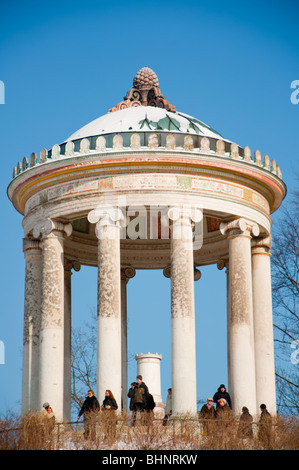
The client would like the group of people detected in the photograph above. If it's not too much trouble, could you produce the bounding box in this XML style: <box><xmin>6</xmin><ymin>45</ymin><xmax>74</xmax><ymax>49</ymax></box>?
<box><xmin>75</xmin><ymin>375</ymin><xmax>156</xmax><ymax>439</ymax></box>
<box><xmin>76</xmin><ymin>388</ymin><xmax>118</xmax><ymax>440</ymax></box>
<box><xmin>198</xmin><ymin>384</ymin><xmax>273</xmax><ymax>443</ymax></box>
<box><xmin>41</xmin><ymin>382</ymin><xmax>273</xmax><ymax>444</ymax></box>
<box><xmin>127</xmin><ymin>375</ymin><xmax>156</xmax><ymax>425</ymax></box>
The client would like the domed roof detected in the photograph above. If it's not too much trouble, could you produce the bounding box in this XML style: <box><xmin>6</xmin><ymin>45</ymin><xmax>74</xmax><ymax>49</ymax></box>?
<box><xmin>65</xmin><ymin>105</ymin><xmax>227</xmax><ymax>142</ymax></box>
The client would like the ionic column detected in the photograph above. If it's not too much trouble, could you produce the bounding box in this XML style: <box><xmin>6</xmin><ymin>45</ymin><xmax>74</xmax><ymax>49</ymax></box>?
<box><xmin>88</xmin><ymin>207</ymin><xmax>124</xmax><ymax>412</ymax></box>
<box><xmin>252</xmin><ymin>236</ymin><xmax>276</xmax><ymax>415</ymax></box>
<box><xmin>220</xmin><ymin>218</ymin><xmax>259</xmax><ymax>416</ymax></box>
<box><xmin>167</xmin><ymin>206</ymin><xmax>201</xmax><ymax>416</ymax></box>
<box><xmin>33</xmin><ymin>219</ymin><xmax>72</xmax><ymax>422</ymax></box>
<box><xmin>22</xmin><ymin>238</ymin><xmax>42</xmax><ymax>414</ymax></box>
<box><xmin>217</xmin><ymin>258</ymin><xmax>231</xmax><ymax>393</ymax></box>
<box><xmin>121</xmin><ymin>266</ymin><xmax>136</xmax><ymax>410</ymax></box>
<box><xmin>64</xmin><ymin>259</ymin><xmax>81</xmax><ymax>422</ymax></box>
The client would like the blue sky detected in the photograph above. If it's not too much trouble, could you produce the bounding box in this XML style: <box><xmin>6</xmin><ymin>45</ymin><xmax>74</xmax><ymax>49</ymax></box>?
<box><xmin>0</xmin><ymin>0</ymin><xmax>298</xmax><ymax>417</ymax></box>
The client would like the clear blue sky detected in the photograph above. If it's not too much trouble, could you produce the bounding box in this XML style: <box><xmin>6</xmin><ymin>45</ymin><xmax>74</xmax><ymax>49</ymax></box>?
<box><xmin>0</xmin><ymin>0</ymin><xmax>298</xmax><ymax>417</ymax></box>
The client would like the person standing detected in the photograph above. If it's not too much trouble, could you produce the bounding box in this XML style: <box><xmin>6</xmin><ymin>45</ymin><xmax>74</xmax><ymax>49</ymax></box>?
<box><xmin>77</xmin><ymin>389</ymin><xmax>100</xmax><ymax>440</ymax></box>
<box><xmin>215</xmin><ymin>397</ymin><xmax>233</xmax><ymax>441</ymax></box>
<box><xmin>100</xmin><ymin>390</ymin><xmax>118</xmax><ymax>444</ymax></box>
<box><xmin>199</xmin><ymin>397</ymin><xmax>216</xmax><ymax>436</ymax></box>
<box><xmin>163</xmin><ymin>388</ymin><xmax>172</xmax><ymax>426</ymax></box>
<box><xmin>129</xmin><ymin>375</ymin><xmax>149</xmax><ymax>426</ymax></box>
<box><xmin>134</xmin><ymin>375</ymin><xmax>149</xmax><ymax>411</ymax></box>
<box><xmin>128</xmin><ymin>382</ymin><xmax>137</xmax><ymax>411</ymax></box>
<box><xmin>258</xmin><ymin>404</ymin><xmax>272</xmax><ymax>448</ymax></box>
<box><xmin>237</xmin><ymin>406</ymin><xmax>253</xmax><ymax>439</ymax></box>
<box><xmin>101</xmin><ymin>390</ymin><xmax>118</xmax><ymax>411</ymax></box>
<box><xmin>213</xmin><ymin>384</ymin><xmax>232</xmax><ymax>409</ymax></box>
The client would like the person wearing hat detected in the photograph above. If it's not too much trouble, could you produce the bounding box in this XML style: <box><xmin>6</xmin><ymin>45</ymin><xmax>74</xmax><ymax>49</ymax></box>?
<box><xmin>40</xmin><ymin>402</ymin><xmax>55</xmax><ymax>440</ymax></box>
<box><xmin>129</xmin><ymin>375</ymin><xmax>149</xmax><ymax>425</ymax></box>
<box><xmin>213</xmin><ymin>384</ymin><xmax>232</xmax><ymax>409</ymax></box>
<box><xmin>215</xmin><ymin>398</ymin><xmax>232</xmax><ymax>429</ymax></box>
<box><xmin>258</xmin><ymin>404</ymin><xmax>272</xmax><ymax>448</ymax></box>
<box><xmin>199</xmin><ymin>398</ymin><xmax>216</xmax><ymax>436</ymax></box>
<box><xmin>136</xmin><ymin>375</ymin><xmax>149</xmax><ymax>406</ymax></box>
<box><xmin>41</xmin><ymin>402</ymin><xmax>55</xmax><ymax>419</ymax></box>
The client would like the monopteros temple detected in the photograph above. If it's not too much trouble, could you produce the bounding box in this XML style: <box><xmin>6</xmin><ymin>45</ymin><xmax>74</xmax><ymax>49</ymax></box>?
<box><xmin>7</xmin><ymin>67</ymin><xmax>286</xmax><ymax>421</ymax></box>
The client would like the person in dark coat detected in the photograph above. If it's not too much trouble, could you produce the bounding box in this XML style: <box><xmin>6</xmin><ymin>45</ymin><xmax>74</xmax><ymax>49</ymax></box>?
<box><xmin>133</xmin><ymin>375</ymin><xmax>149</xmax><ymax>411</ymax></box>
<box><xmin>129</xmin><ymin>375</ymin><xmax>149</xmax><ymax>426</ymax></box>
<box><xmin>144</xmin><ymin>393</ymin><xmax>156</xmax><ymax>425</ymax></box>
<box><xmin>213</xmin><ymin>384</ymin><xmax>232</xmax><ymax>409</ymax></box>
<box><xmin>258</xmin><ymin>404</ymin><xmax>272</xmax><ymax>448</ymax></box>
<box><xmin>100</xmin><ymin>390</ymin><xmax>118</xmax><ymax>444</ymax></box>
<box><xmin>199</xmin><ymin>398</ymin><xmax>216</xmax><ymax>436</ymax></box>
<box><xmin>77</xmin><ymin>389</ymin><xmax>100</xmax><ymax>440</ymax></box>
<box><xmin>128</xmin><ymin>382</ymin><xmax>137</xmax><ymax>411</ymax></box>
<box><xmin>237</xmin><ymin>406</ymin><xmax>253</xmax><ymax>439</ymax></box>
<box><xmin>101</xmin><ymin>390</ymin><xmax>118</xmax><ymax>411</ymax></box>
<box><xmin>215</xmin><ymin>398</ymin><xmax>232</xmax><ymax>436</ymax></box>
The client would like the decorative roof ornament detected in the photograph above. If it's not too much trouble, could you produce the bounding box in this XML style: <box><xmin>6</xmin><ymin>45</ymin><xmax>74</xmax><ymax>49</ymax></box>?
<box><xmin>109</xmin><ymin>67</ymin><xmax>176</xmax><ymax>113</ymax></box>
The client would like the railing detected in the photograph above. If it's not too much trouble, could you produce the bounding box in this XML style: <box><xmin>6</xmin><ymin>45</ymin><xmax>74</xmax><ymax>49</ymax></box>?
<box><xmin>12</xmin><ymin>132</ymin><xmax>282</xmax><ymax>180</ymax></box>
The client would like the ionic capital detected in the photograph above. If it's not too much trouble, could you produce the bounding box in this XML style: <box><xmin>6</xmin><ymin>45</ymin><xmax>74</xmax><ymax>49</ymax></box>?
<box><xmin>163</xmin><ymin>265</ymin><xmax>201</xmax><ymax>281</ymax></box>
<box><xmin>220</xmin><ymin>218</ymin><xmax>259</xmax><ymax>239</ymax></box>
<box><xmin>32</xmin><ymin>219</ymin><xmax>72</xmax><ymax>239</ymax></box>
<box><xmin>23</xmin><ymin>237</ymin><xmax>42</xmax><ymax>253</ymax></box>
<box><xmin>168</xmin><ymin>205</ymin><xmax>202</xmax><ymax>225</ymax></box>
<box><xmin>88</xmin><ymin>205</ymin><xmax>125</xmax><ymax>239</ymax></box>
<box><xmin>217</xmin><ymin>258</ymin><xmax>229</xmax><ymax>271</ymax></box>
<box><xmin>163</xmin><ymin>266</ymin><xmax>171</xmax><ymax>278</ymax></box>
<box><xmin>64</xmin><ymin>259</ymin><xmax>81</xmax><ymax>273</ymax></box>
<box><xmin>121</xmin><ymin>266</ymin><xmax>136</xmax><ymax>283</ymax></box>
<box><xmin>251</xmin><ymin>235</ymin><xmax>272</xmax><ymax>255</ymax></box>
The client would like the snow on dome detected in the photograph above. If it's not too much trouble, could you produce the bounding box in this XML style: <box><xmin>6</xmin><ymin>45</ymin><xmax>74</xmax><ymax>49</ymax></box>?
<box><xmin>65</xmin><ymin>106</ymin><xmax>227</xmax><ymax>142</ymax></box>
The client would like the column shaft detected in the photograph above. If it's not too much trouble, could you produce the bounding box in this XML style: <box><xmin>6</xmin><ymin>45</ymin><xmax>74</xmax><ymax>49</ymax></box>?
<box><xmin>221</xmin><ymin>219</ymin><xmax>258</xmax><ymax>416</ymax></box>
<box><xmin>170</xmin><ymin>209</ymin><xmax>197</xmax><ymax>416</ymax></box>
<box><xmin>96</xmin><ymin>219</ymin><xmax>122</xmax><ymax>411</ymax></box>
<box><xmin>22</xmin><ymin>239</ymin><xmax>42</xmax><ymax>413</ymax></box>
<box><xmin>64</xmin><ymin>265</ymin><xmax>72</xmax><ymax>422</ymax></box>
<box><xmin>252</xmin><ymin>237</ymin><xmax>276</xmax><ymax>414</ymax></box>
<box><xmin>34</xmin><ymin>220</ymin><xmax>72</xmax><ymax>422</ymax></box>
<box><xmin>121</xmin><ymin>273</ymin><xmax>128</xmax><ymax>411</ymax></box>
<box><xmin>120</xmin><ymin>266</ymin><xmax>135</xmax><ymax>410</ymax></box>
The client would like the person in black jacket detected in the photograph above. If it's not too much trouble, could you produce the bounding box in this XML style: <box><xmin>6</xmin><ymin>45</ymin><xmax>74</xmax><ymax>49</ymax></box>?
<box><xmin>213</xmin><ymin>384</ymin><xmax>232</xmax><ymax>409</ymax></box>
<box><xmin>101</xmin><ymin>390</ymin><xmax>118</xmax><ymax>411</ymax></box>
<box><xmin>100</xmin><ymin>390</ymin><xmax>118</xmax><ymax>444</ymax></box>
<box><xmin>77</xmin><ymin>389</ymin><xmax>100</xmax><ymax>440</ymax></box>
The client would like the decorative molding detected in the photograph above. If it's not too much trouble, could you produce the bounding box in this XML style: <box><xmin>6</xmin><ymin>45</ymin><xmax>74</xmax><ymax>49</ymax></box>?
<box><xmin>11</xmin><ymin>132</ymin><xmax>284</xmax><ymax>182</ymax></box>
<box><xmin>109</xmin><ymin>67</ymin><xmax>176</xmax><ymax>113</ymax></box>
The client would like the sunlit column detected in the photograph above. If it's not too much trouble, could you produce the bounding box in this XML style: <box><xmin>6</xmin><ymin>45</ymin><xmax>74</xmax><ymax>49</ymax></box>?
<box><xmin>88</xmin><ymin>207</ymin><xmax>124</xmax><ymax>412</ymax></box>
<box><xmin>64</xmin><ymin>259</ymin><xmax>81</xmax><ymax>421</ymax></box>
<box><xmin>33</xmin><ymin>219</ymin><xmax>72</xmax><ymax>422</ymax></box>
<box><xmin>220</xmin><ymin>218</ymin><xmax>259</xmax><ymax>416</ymax></box>
<box><xmin>252</xmin><ymin>236</ymin><xmax>276</xmax><ymax>415</ymax></box>
<box><xmin>22</xmin><ymin>238</ymin><xmax>42</xmax><ymax>414</ymax></box>
<box><xmin>168</xmin><ymin>206</ymin><xmax>201</xmax><ymax>416</ymax></box>
<box><xmin>120</xmin><ymin>266</ymin><xmax>136</xmax><ymax>410</ymax></box>
<box><xmin>217</xmin><ymin>258</ymin><xmax>231</xmax><ymax>393</ymax></box>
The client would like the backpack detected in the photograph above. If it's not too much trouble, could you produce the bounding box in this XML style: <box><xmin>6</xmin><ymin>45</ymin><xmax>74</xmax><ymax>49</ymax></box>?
<box><xmin>147</xmin><ymin>394</ymin><xmax>156</xmax><ymax>410</ymax></box>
